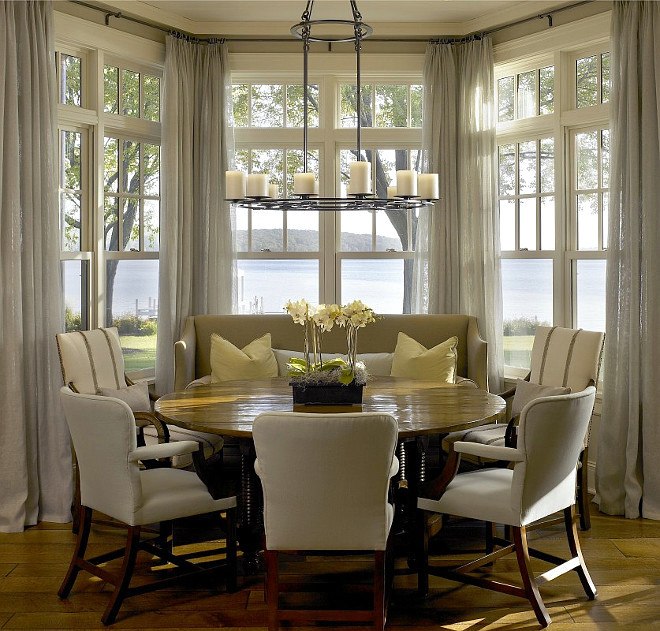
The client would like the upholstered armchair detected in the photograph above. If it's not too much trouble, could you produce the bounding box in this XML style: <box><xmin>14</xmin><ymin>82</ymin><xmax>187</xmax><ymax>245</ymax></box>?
<box><xmin>418</xmin><ymin>387</ymin><xmax>598</xmax><ymax>628</ymax></box>
<box><xmin>58</xmin><ymin>388</ymin><xmax>237</xmax><ymax>625</ymax></box>
<box><xmin>253</xmin><ymin>411</ymin><xmax>399</xmax><ymax>631</ymax></box>
<box><xmin>442</xmin><ymin>326</ymin><xmax>604</xmax><ymax>530</ymax></box>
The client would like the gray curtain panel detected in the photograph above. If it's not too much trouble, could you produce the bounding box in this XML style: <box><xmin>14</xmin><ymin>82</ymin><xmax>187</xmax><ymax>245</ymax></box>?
<box><xmin>155</xmin><ymin>36</ymin><xmax>236</xmax><ymax>395</ymax></box>
<box><xmin>0</xmin><ymin>1</ymin><xmax>73</xmax><ymax>531</ymax></box>
<box><xmin>596</xmin><ymin>1</ymin><xmax>660</xmax><ymax>520</ymax></box>
<box><xmin>414</xmin><ymin>38</ymin><xmax>503</xmax><ymax>392</ymax></box>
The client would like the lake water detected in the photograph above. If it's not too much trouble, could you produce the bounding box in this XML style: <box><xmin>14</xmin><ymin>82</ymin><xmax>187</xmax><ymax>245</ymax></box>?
<box><xmin>64</xmin><ymin>257</ymin><xmax>606</xmax><ymax>331</ymax></box>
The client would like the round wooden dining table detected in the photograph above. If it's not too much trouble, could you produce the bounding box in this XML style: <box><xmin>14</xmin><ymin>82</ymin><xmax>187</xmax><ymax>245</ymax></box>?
<box><xmin>155</xmin><ymin>377</ymin><xmax>506</xmax><ymax>568</ymax></box>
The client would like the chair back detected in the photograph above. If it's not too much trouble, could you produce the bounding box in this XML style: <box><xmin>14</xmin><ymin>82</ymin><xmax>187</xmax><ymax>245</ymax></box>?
<box><xmin>511</xmin><ymin>387</ymin><xmax>596</xmax><ymax>526</ymax></box>
<box><xmin>60</xmin><ymin>387</ymin><xmax>142</xmax><ymax>524</ymax></box>
<box><xmin>56</xmin><ymin>327</ymin><xmax>126</xmax><ymax>393</ymax></box>
<box><xmin>253</xmin><ymin>412</ymin><xmax>399</xmax><ymax>551</ymax></box>
<box><xmin>529</xmin><ymin>326</ymin><xmax>604</xmax><ymax>391</ymax></box>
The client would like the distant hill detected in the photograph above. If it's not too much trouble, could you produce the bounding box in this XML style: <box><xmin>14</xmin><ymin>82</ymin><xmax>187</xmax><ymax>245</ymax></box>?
<box><xmin>237</xmin><ymin>229</ymin><xmax>401</xmax><ymax>252</ymax></box>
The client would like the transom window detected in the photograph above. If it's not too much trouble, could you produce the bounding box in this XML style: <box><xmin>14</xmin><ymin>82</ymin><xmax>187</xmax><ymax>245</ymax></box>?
<box><xmin>498</xmin><ymin>65</ymin><xmax>554</xmax><ymax>122</ymax></box>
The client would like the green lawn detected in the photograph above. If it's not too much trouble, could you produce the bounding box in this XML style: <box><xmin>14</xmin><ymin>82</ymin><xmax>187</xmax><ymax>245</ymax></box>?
<box><xmin>503</xmin><ymin>335</ymin><xmax>534</xmax><ymax>351</ymax></box>
<box><xmin>120</xmin><ymin>334</ymin><xmax>157</xmax><ymax>372</ymax></box>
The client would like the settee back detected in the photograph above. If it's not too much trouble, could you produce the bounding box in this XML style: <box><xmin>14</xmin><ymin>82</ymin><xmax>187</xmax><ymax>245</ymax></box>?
<box><xmin>174</xmin><ymin>313</ymin><xmax>489</xmax><ymax>391</ymax></box>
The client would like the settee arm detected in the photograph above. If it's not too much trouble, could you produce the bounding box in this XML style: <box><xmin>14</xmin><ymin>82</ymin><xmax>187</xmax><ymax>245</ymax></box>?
<box><xmin>466</xmin><ymin>317</ymin><xmax>488</xmax><ymax>391</ymax></box>
<box><xmin>174</xmin><ymin>316</ymin><xmax>197</xmax><ymax>391</ymax></box>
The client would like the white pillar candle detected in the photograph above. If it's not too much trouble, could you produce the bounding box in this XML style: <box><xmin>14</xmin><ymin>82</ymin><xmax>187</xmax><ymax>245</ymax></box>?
<box><xmin>246</xmin><ymin>173</ymin><xmax>269</xmax><ymax>197</ymax></box>
<box><xmin>418</xmin><ymin>173</ymin><xmax>439</xmax><ymax>200</ymax></box>
<box><xmin>268</xmin><ymin>183</ymin><xmax>279</xmax><ymax>199</ymax></box>
<box><xmin>294</xmin><ymin>172</ymin><xmax>316</xmax><ymax>195</ymax></box>
<box><xmin>225</xmin><ymin>170</ymin><xmax>246</xmax><ymax>200</ymax></box>
<box><xmin>387</xmin><ymin>185</ymin><xmax>397</xmax><ymax>199</ymax></box>
<box><xmin>396</xmin><ymin>170</ymin><xmax>417</xmax><ymax>197</ymax></box>
<box><xmin>348</xmin><ymin>161</ymin><xmax>371</xmax><ymax>195</ymax></box>
<box><xmin>313</xmin><ymin>179</ymin><xmax>319</xmax><ymax>195</ymax></box>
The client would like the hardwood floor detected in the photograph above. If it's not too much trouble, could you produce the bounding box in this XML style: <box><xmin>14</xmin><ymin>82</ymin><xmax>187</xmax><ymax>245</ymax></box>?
<box><xmin>0</xmin><ymin>507</ymin><xmax>659</xmax><ymax>630</ymax></box>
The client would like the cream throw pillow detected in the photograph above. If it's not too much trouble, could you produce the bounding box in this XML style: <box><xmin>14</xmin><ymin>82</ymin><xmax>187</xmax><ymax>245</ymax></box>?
<box><xmin>390</xmin><ymin>332</ymin><xmax>457</xmax><ymax>382</ymax></box>
<box><xmin>511</xmin><ymin>379</ymin><xmax>571</xmax><ymax>417</ymax></box>
<box><xmin>99</xmin><ymin>382</ymin><xmax>151</xmax><ymax>412</ymax></box>
<box><xmin>210</xmin><ymin>333</ymin><xmax>278</xmax><ymax>382</ymax></box>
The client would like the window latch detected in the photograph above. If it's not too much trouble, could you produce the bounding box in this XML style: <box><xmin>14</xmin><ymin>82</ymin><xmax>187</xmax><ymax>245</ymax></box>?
<box><xmin>260</xmin><ymin>248</ymin><xmax>272</xmax><ymax>252</ymax></box>
<box><xmin>386</xmin><ymin>248</ymin><xmax>397</xmax><ymax>252</ymax></box>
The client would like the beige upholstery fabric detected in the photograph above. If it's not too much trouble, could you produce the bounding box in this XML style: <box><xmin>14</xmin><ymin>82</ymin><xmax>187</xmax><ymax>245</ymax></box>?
<box><xmin>511</xmin><ymin>380</ymin><xmax>571</xmax><ymax>418</ymax></box>
<box><xmin>59</xmin><ymin>388</ymin><xmax>236</xmax><ymax>526</ymax></box>
<box><xmin>253</xmin><ymin>412</ymin><xmax>399</xmax><ymax>551</ymax></box>
<box><xmin>174</xmin><ymin>314</ymin><xmax>488</xmax><ymax>391</ymax></box>
<box><xmin>420</xmin><ymin>387</ymin><xmax>596</xmax><ymax>527</ymax></box>
<box><xmin>57</xmin><ymin>327</ymin><xmax>223</xmax><ymax>466</ymax></box>
<box><xmin>442</xmin><ymin>326</ymin><xmax>604</xmax><ymax>458</ymax></box>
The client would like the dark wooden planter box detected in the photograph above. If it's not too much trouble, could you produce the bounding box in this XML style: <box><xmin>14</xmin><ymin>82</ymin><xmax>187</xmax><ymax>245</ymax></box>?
<box><xmin>290</xmin><ymin>381</ymin><xmax>364</xmax><ymax>405</ymax></box>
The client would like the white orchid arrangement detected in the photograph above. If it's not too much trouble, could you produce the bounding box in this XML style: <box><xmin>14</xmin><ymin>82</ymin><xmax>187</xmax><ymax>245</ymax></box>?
<box><xmin>284</xmin><ymin>299</ymin><xmax>377</xmax><ymax>385</ymax></box>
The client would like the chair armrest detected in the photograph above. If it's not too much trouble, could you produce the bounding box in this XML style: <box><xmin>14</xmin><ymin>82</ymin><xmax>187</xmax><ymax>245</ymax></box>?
<box><xmin>129</xmin><ymin>440</ymin><xmax>200</xmax><ymax>463</ymax></box>
<box><xmin>134</xmin><ymin>411</ymin><xmax>170</xmax><ymax>442</ymax></box>
<box><xmin>454</xmin><ymin>440</ymin><xmax>524</xmax><ymax>462</ymax></box>
<box><xmin>389</xmin><ymin>456</ymin><xmax>399</xmax><ymax>479</ymax></box>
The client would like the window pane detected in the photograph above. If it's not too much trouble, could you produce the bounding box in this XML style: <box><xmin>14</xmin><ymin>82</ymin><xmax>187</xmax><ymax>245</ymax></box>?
<box><xmin>251</xmin><ymin>84</ymin><xmax>284</xmax><ymax>127</ymax></box>
<box><xmin>121</xmin><ymin>69</ymin><xmax>140</xmax><ymax>117</ymax></box>
<box><xmin>601</xmin><ymin>129</ymin><xmax>610</xmax><ymax>188</ymax></box>
<box><xmin>286</xmin><ymin>84</ymin><xmax>319</xmax><ymax>127</ymax></box>
<box><xmin>539</xmin><ymin>66</ymin><xmax>554</xmax><ymax>115</ymax></box>
<box><xmin>498</xmin><ymin>76</ymin><xmax>514</xmax><ymax>122</ymax></box>
<box><xmin>252</xmin><ymin>148</ymin><xmax>284</xmax><ymax>198</ymax></box>
<box><xmin>61</xmin><ymin>192</ymin><xmax>81</xmax><ymax>251</ymax></box>
<box><xmin>518</xmin><ymin>141</ymin><xmax>537</xmax><ymax>194</ymax></box>
<box><xmin>61</xmin><ymin>54</ymin><xmax>82</xmax><ymax>106</ymax></box>
<box><xmin>577</xmin><ymin>193</ymin><xmax>599</xmax><ymax>250</ymax></box>
<box><xmin>410</xmin><ymin>85</ymin><xmax>423</xmax><ymax>127</ymax></box>
<box><xmin>340</xmin><ymin>83</ymin><xmax>372</xmax><ymax>128</ymax></box>
<box><xmin>104</xmin><ymin>65</ymin><xmax>118</xmax><ymax>113</ymax></box>
<box><xmin>539</xmin><ymin>138</ymin><xmax>554</xmax><ymax>193</ymax></box>
<box><xmin>237</xmin><ymin>259</ymin><xmax>319</xmax><ymax>313</ymax></box>
<box><xmin>62</xmin><ymin>131</ymin><xmax>82</xmax><ymax>191</ymax></box>
<box><xmin>122</xmin><ymin>140</ymin><xmax>140</xmax><ymax>194</ymax></box>
<box><xmin>287</xmin><ymin>210</ymin><xmax>319</xmax><ymax>252</ymax></box>
<box><xmin>235</xmin><ymin>208</ymin><xmax>248</xmax><ymax>252</ymax></box>
<box><xmin>122</xmin><ymin>199</ymin><xmax>140</xmax><ymax>251</ymax></box>
<box><xmin>603</xmin><ymin>192</ymin><xmax>609</xmax><ymax>248</ymax></box>
<box><xmin>502</xmin><ymin>259</ymin><xmax>553</xmax><ymax>369</ymax></box>
<box><xmin>576</xmin><ymin>260</ymin><xmax>606</xmax><ymax>331</ymax></box>
<box><xmin>498</xmin><ymin>144</ymin><xmax>515</xmax><ymax>196</ymax></box>
<box><xmin>341</xmin><ymin>259</ymin><xmax>405</xmax><ymax>314</ymax></box>
<box><xmin>341</xmin><ymin>210</ymin><xmax>373</xmax><ymax>252</ymax></box>
<box><xmin>232</xmin><ymin>84</ymin><xmax>249</xmax><ymax>127</ymax></box>
<box><xmin>576</xmin><ymin>131</ymin><xmax>598</xmax><ymax>190</ymax></box>
<box><xmin>252</xmin><ymin>209</ymin><xmax>284</xmax><ymax>252</ymax></box>
<box><xmin>517</xmin><ymin>70</ymin><xmax>537</xmax><ymax>119</ymax></box>
<box><xmin>375</xmin><ymin>84</ymin><xmax>407</xmax><ymax>127</ymax></box>
<box><xmin>377</xmin><ymin>209</ymin><xmax>406</xmax><ymax>251</ymax></box>
<box><xmin>104</xmin><ymin>197</ymin><xmax>119</xmax><ymax>250</ymax></box>
<box><xmin>576</xmin><ymin>55</ymin><xmax>598</xmax><ymax>108</ymax></box>
<box><xmin>104</xmin><ymin>137</ymin><xmax>119</xmax><ymax>192</ymax></box>
<box><xmin>143</xmin><ymin>75</ymin><xmax>160</xmax><ymax>122</ymax></box>
<box><xmin>143</xmin><ymin>199</ymin><xmax>159</xmax><ymax>252</ymax></box>
<box><xmin>499</xmin><ymin>199</ymin><xmax>515</xmax><ymax>250</ymax></box>
<box><xmin>519</xmin><ymin>197</ymin><xmax>537</xmax><ymax>250</ymax></box>
<box><xmin>106</xmin><ymin>260</ymin><xmax>159</xmax><ymax>372</ymax></box>
<box><xmin>62</xmin><ymin>260</ymin><xmax>88</xmax><ymax>331</ymax></box>
<box><xmin>143</xmin><ymin>144</ymin><xmax>160</xmax><ymax>196</ymax></box>
<box><xmin>540</xmin><ymin>196</ymin><xmax>555</xmax><ymax>250</ymax></box>
<box><xmin>601</xmin><ymin>52</ymin><xmax>611</xmax><ymax>103</ymax></box>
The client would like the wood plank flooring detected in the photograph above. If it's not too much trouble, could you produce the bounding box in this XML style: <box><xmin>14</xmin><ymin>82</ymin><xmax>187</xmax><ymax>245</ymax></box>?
<box><xmin>0</xmin><ymin>507</ymin><xmax>659</xmax><ymax>630</ymax></box>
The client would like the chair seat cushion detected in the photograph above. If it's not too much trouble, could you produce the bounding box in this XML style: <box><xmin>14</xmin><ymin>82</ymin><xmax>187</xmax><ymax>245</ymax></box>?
<box><xmin>418</xmin><ymin>467</ymin><xmax>519</xmax><ymax>526</ymax></box>
<box><xmin>134</xmin><ymin>468</ymin><xmax>235</xmax><ymax>525</ymax></box>
<box><xmin>142</xmin><ymin>425</ymin><xmax>223</xmax><ymax>468</ymax></box>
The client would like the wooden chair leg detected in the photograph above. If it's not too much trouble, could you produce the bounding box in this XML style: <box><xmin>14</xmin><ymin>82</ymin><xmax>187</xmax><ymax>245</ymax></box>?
<box><xmin>485</xmin><ymin>521</ymin><xmax>496</xmax><ymax>553</ymax></box>
<box><xmin>101</xmin><ymin>526</ymin><xmax>141</xmax><ymax>626</ymax></box>
<box><xmin>417</xmin><ymin>511</ymin><xmax>430</xmax><ymax>597</ymax></box>
<box><xmin>265</xmin><ymin>550</ymin><xmax>279</xmax><ymax>631</ymax></box>
<box><xmin>564</xmin><ymin>506</ymin><xmax>597</xmax><ymax>600</ymax></box>
<box><xmin>512</xmin><ymin>526</ymin><xmax>551</xmax><ymax>628</ymax></box>
<box><xmin>71</xmin><ymin>459</ymin><xmax>82</xmax><ymax>534</ymax></box>
<box><xmin>577</xmin><ymin>450</ymin><xmax>591</xmax><ymax>531</ymax></box>
<box><xmin>59</xmin><ymin>505</ymin><xmax>92</xmax><ymax>599</ymax></box>
<box><xmin>374</xmin><ymin>550</ymin><xmax>386</xmax><ymax>631</ymax></box>
<box><xmin>225</xmin><ymin>507</ymin><xmax>238</xmax><ymax>592</ymax></box>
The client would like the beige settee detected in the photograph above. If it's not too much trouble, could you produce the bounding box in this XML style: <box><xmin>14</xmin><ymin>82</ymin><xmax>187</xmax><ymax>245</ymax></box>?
<box><xmin>174</xmin><ymin>314</ymin><xmax>489</xmax><ymax>391</ymax></box>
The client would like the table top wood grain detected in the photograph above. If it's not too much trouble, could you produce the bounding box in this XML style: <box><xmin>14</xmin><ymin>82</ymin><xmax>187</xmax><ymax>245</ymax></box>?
<box><xmin>155</xmin><ymin>377</ymin><xmax>506</xmax><ymax>439</ymax></box>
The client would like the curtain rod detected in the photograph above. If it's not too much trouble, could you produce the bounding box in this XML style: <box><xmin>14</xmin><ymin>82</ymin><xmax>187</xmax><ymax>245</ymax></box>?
<box><xmin>70</xmin><ymin>0</ymin><xmax>595</xmax><ymax>44</ymax></box>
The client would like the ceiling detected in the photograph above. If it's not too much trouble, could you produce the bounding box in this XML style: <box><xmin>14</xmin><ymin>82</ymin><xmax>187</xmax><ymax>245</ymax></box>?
<box><xmin>100</xmin><ymin>0</ymin><xmax>579</xmax><ymax>37</ymax></box>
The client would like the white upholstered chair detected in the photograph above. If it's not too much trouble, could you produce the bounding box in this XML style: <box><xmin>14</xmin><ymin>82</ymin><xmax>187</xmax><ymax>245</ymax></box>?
<box><xmin>418</xmin><ymin>387</ymin><xmax>597</xmax><ymax>628</ymax></box>
<box><xmin>442</xmin><ymin>326</ymin><xmax>604</xmax><ymax>530</ymax></box>
<box><xmin>58</xmin><ymin>387</ymin><xmax>237</xmax><ymax>626</ymax></box>
<box><xmin>253</xmin><ymin>411</ymin><xmax>399</xmax><ymax>631</ymax></box>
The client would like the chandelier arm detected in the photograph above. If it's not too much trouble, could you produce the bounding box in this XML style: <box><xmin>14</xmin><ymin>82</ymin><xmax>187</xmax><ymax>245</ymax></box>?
<box><xmin>302</xmin><ymin>24</ymin><xmax>310</xmax><ymax>174</ymax></box>
<box><xmin>355</xmin><ymin>21</ymin><xmax>362</xmax><ymax>162</ymax></box>
<box><xmin>350</xmin><ymin>0</ymin><xmax>362</xmax><ymax>22</ymax></box>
